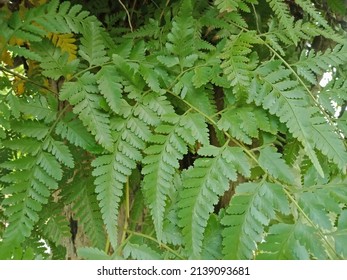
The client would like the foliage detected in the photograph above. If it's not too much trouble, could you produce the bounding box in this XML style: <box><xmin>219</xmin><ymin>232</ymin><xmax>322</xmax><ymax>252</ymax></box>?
<box><xmin>0</xmin><ymin>0</ymin><xmax>346</xmax><ymax>260</ymax></box>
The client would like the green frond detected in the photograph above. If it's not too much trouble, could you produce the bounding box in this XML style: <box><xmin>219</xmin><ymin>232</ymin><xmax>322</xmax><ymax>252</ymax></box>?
<box><xmin>218</xmin><ymin>106</ymin><xmax>274</xmax><ymax>144</ymax></box>
<box><xmin>248</xmin><ymin>60</ymin><xmax>347</xmax><ymax>177</ymax></box>
<box><xmin>220</xmin><ymin>31</ymin><xmax>261</xmax><ymax>87</ymax></box>
<box><xmin>310</xmin><ymin>115</ymin><xmax>347</xmax><ymax>173</ymax></box>
<box><xmin>221</xmin><ymin>182</ymin><xmax>290</xmax><ymax>259</ymax></box>
<box><xmin>65</xmin><ymin>177</ymin><xmax>106</xmax><ymax>249</ymax></box>
<box><xmin>78</xmin><ymin>247</ymin><xmax>113</xmax><ymax>260</ymax></box>
<box><xmin>164</xmin><ymin>0</ymin><xmax>197</xmax><ymax>67</ymax></box>
<box><xmin>294</xmin><ymin>44</ymin><xmax>347</xmax><ymax>84</ymax></box>
<box><xmin>215</xmin><ymin>0</ymin><xmax>257</xmax><ymax>13</ymax></box>
<box><xmin>258</xmin><ymin>146</ymin><xmax>297</xmax><ymax>184</ymax></box>
<box><xmin>178</xmin><ymin>145</ymin><xmax>251</xmax><ymax>259</ymax></box>
<box><xmin>32</xmin><ymin>39</ymin><xmax>79</xmax><ymax>80</ymax></box>
<box><xmin>43</xmin><ymin>137</ymin><xmax>74</xmax><ymax>168</ymax></box>
<box><xmin>123</xmin><ymin>242</ymin><xmax>162</xmax><ymax>260</ymax></box>
<box><xmin>201</xmin><ymin>214</ymin><xmax>223</xmax><ymax>260</ymax></box>
<box><xmin>139</xmin><ymin>64</ymin><xmax>164</xmax><ymax>94</ymax></box>
<box><xmin>37</xmin><ymin>152</ymin><xmax>63</xmax><ymax>181</ymax></box>
<box><xmin>266</xmin><ymin>0</ymin><xmax>296</xmax><ymax>43</ymax></box>
<box><xmin>17</xmin><ymin>95</ymin><xmax>56</xmax><ymax>123</ymax></box>
<box><xmin>92</xmin><ymin>108</ymin><xmax>151</xmax><ymax>248</ymax></box>
<box><xmin>335</xmin><ymin>210</ymin><xmax>347</xmax><ymax>258</ymax></box>
<box><xmin>39</xmin><ymin>203</ymin><xmax>71</xmax><ymax>247</ymax></box>
<box><xmin>142</xmin><ymin>114</ymin><xmax>192</xmax><ymax>242</ymax></box>
<box><xmin>79</xmin><ymin>21</ymin><xmax>109</xmax><ymax>67</ymax></box>
<box><xmin>11</xmin><ymin>120</ymin><xmax>49</xmax><ymax>140</ymax></box>
<box><xmin>294</xmin><ymin>0</ymin><xmax>331</xmax><ymax>30</ymax></box>
<box><xmin>257</xmin><ymin>223</ymin><xmax>315</xmax><ymax>259</ymax></box>
<box><xmin>91</xmin><ymin>154</ymin><xmax>124</xmax><ymax>249</ymax></box>
<box><xmin>59</xmin><ymin>72</ymin><xmax>113</xmax><ymax>151</ymax></box>
<box><xmin>97</xmin><ymin>66</ymin><xmax>124</xmax><ymax>115</ymax></box>
<box><xmin>55</xmin><ymin>113</ymin><xmax>100</xmax><ymax>152</ymax></box>
<box><xmin>0</xmin><ymin>152</ymin><xmax>60</xmax><ymax>256</ymax></box>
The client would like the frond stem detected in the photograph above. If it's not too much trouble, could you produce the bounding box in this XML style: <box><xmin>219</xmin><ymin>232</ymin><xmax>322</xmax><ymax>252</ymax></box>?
<box><xmin>120</xmin><ymin>177</ymin><xmax>130</xmax><ymax>245</ymax></box>
<box><xmin>283</xmin><ymin>188</ymin><xmax>342</xmax><ymax>260</ymax></box>
<box><xmin>126</xmin><ymin>229</ymin><xmax>184</xmax><ymax>259</ymax></box>
<box><xmin>165</xmin><ymin>89</ymin><xmax>259</xmax><ymax>165</ymax></box>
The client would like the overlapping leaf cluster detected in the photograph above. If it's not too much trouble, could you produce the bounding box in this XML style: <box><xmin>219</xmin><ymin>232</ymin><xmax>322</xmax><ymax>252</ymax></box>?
<box><xmin>0</xmin><ymin>0</ymin><xmax>346</xmax><ymax>260</ymax></box>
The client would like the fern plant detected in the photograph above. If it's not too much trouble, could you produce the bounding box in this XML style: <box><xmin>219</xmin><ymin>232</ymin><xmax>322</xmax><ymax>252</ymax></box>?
<box><xmin>0</xmin><ymin>0</ymin><xmax>346</xmax><ymax>260</ymax></box>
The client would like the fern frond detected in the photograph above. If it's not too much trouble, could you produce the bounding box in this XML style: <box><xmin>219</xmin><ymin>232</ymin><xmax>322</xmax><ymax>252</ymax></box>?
<box><xmin>294</xmin><ymin>0</ymin><xmax>331</xmax><ymax>30</ymax></box>
<box><xmin>59</xmin><ymin>72</ymin><xmax>113</xmax><ymax>151</ymax></box>
<box><xmin>266</xmin><ymin>0</ymin><xmax>296</xmax><ymax>43</ymax></box>
<box><xmin>179</xmin><ymin>145</ymin><xmax>251</xmax><ymax>259</ymax></box>
<box><xmin>34</xmin><ymin>1</ymin><xmax>95</xmax><ymax>34</ymax></box>
<box><xmin>91</xmin><ymin>154</ymin><xmax>124</xmax><ymax>249</ymax></box>
<box><xmin>43</xmin><ymin>136</ymin><xmax>74</xmax><ymax>168</ymax></box>
<box><xmin>258</xmin><ymin>146</ymin><xmax>297</xmax><ymax>184</ymax></box>
<box><xmin>257</xmin><ymin>222</ymin><xmax>326</xmax><ymax>259</ymax></box>
<box><xmin>37</xmin><ymin>151</ymin><xmax>63</xmax><ymax>181</ymax></box>
<box><xmin>218</xmin><ymin>106</ymin><xmax>275</xmax><ymax>144</ymax></box>
<box><xmin>248</xmin><ymin>60</ymin><xmax>347</xmax><ymax>176</ymax></box>
<box><xmin>142</xmin><ymin>124</ymin><xmax>187</xmax><ymax>242</ymax></box>
<box><xmin>220</xmin><ymin>31</ymin><xmax>261</xmax><ymax>87</ymax></box>
<box><xmin>92</xmin><ymin>107</ymin><xmax>152</xmax><ymax>248</ymax></box>
<box><xmin>201</xmin><ymin>214</ymin><xmax>223</xmax><ymax>260</ymax></box>
<box><xmin>79</xmin><ymin>21</ymin><xmax>109</xmax><ymax>67</ymax></box>
<box><xmin>97</xmin><ymin>66</ymin><xmax>124</xmax><ymax>115</ymax></box>
<box><xmin>310</xmin><ymin>115</ymin><xmax>347</xmax><ymax>173</ymax></box>
<box><xmin>0</xmin><ymin>148</ymin><xmax>61</xmax><ymax>256</ymax></box>
<box><xmin>215</xmin><ymin>0</ymin><xmax>256</xmax><ymax>13</ymax></box>
<box><xmin>123</xmin><ymin>242</ymin><xmax>162</xmax><ymax>260</ymax></box>
<box><xmin>55</xmin><ymin>112</ymin><xmax>99</xmax><ymax>152</ymax></box>
<box><xmin>64</xmin><ymin>177</ymin><xmax>106</xmax><ymax>249</ymax></box>
<box><xmin>221</xmin><ymin>182</ymin><xmax>290</xmax><ymax>259</ymax></box>
<box><xmin>32</xmin><ymin>39</ymin><xmax>79</xmax><ymax>79</ymax></box>
<box><xmin>293</xmin><ymin>44</ymin><xmax>347</xmax><ymax>84</ymax></box>
<box><xmin>11</xmin><ymin>120</ymin><xmax>49</xmax><ymax>140</ymax></box>
<box><xmin>16</xmin><ymin>95</ymin><xmax>56</xmax><ymax>123</ymax></box>
<box><xmin>142</xmin><ymin>111</ymin><xmax>207</xmax><ymax>242</ymax></box>
<box><xmin>164</xmin><ymin>0</ymin><xmax>198</xmax><ymax>68</ymax></box>
<box><xmin>39</xmin><ymin>203</ymin><xmax>71</xmax><ymax>247</ymax></box>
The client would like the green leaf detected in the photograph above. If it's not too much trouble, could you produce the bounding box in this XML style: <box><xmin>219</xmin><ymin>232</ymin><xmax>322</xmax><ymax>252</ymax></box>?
<box><xmin>222</xmin><ymin>182</ymin><xmax>290</xmax><ymax>259</ymax></box>
<box><xmin>78</xmin><ymin>247</ymin><xmax>112</xmax><ymax>260</ymax></box>
<box><xmin>97</xmin><ymin>66</ymin><xmax>124</xmax><ymax>115</ymax></box>
<box><xmin>335</xmin><ymin>210</ymin><xmax>347</xmax><ymax>258</ymax></box>
<box><xmin>178</xmin><ymin>145</ymin><xmax>250</xmax><ymax>259</ymax></box>
<box><xmin>78</xmin><ymin>21</ymin><xmax>109</xmax><ymax>66</ymax></box>
<box><xmin>44</xmin><ymin>138</ymin><xmax>74</xmax><ymax>168</ymax></box>
<box><xmin>258</xmin><ymin>146</ymin><xmax>297</xmax><ymax>184</ymax></box>
<box><xmin>123</xmin><ymin>243</ymin><xmax>162</xmax><ymax>260</ymax></box>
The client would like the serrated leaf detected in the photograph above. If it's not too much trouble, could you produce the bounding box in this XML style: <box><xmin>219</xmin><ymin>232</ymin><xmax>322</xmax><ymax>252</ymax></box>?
<box><xmin>259</xmin><ymin>146</ymin><xmax>296</xmax><ymax>184</ymax></box>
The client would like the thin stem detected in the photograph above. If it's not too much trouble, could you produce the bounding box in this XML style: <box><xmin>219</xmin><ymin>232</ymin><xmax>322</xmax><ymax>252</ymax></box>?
<box><xmin>104</xmin><ymin>237</ymin><xmax>110</xmax><ymax>254</ymax></box>
<box><xmin>252</xmin><ymin>4</ymin><xmax>261</xmax><ymax>34</ymax></box>
<box><xmin>126</xmin><ymin>229</ymin><xmax>184</xmax><ymax>259</ymax></box>
<box><xmin>120</xmin><ymin>177</ymin><xmax>130</xmax><ymax>245</ymax></box>
<box><xmin>118</xmin><ymin>0</ymin><xmax>134</xmax><ymax>32</ymax></box>
<box><xmin>159</xmin><ymin>0</ymin><xmax>171</xmax><ymax>23</ymax></box>
<box><xmin>0</xmin><ymin>65</ymin><xmax>55</xmax><ymax>94</ymax></box>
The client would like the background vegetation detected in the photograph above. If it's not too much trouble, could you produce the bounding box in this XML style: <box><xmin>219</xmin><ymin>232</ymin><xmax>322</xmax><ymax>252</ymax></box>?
<box><xmin>0</xmin><ymin>0</ymin><xmax>346</xmax><ymax>259</ymax></box>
